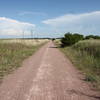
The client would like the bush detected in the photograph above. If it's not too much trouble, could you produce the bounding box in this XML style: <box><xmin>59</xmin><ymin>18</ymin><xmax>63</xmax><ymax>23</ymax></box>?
<box><xmin>52</xmin><ymin>38</ymin><xmax>55</xmax><ymax>41</ymax></box>
<box><xmin>85</xmin><ymin>35</ymin><xmax>100</xmax><ymax>39</ymax></box>
<box><xmin>61</xmin><ymin>32</ymin><xmax>84</xmax><ymax>47</ymax></box>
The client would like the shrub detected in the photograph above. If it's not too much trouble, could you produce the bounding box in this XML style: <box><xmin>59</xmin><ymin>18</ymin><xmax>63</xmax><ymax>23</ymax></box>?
<box><xmin>85</xmin><ymin>35</ymin><xmax>100</xmax><ymax>39</ymax></box>
<box><xmin>61</xmin><ymin>32</ymin><xmax>84</xmax><ymax>47</ymax></box>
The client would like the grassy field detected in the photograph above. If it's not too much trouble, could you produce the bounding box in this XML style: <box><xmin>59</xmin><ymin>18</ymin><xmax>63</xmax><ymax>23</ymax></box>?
<box><xmin>1</xmin><ymin>39</ymin><xmax>49</xmax><ymax>46</ymax></box>
<box><xmin>56</xmin><ymin>39</ymin><xmax>100</xmax><ymax>89</ymax></box>
<box><xmin>0</xmin><ymin>39</ymin><xmax>48</xmax><ymax>81</ymax></box>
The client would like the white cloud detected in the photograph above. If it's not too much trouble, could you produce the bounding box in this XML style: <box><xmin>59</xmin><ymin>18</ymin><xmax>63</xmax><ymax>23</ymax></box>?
<box><xmin>42</xmin><ymin>11</ymin><xmax>100</xmax><ymax>35</ymax></box>
<box><xmin>0</xmin><ymin>17</ymin><xmax>35</xmax><ymax>36</ymax></box>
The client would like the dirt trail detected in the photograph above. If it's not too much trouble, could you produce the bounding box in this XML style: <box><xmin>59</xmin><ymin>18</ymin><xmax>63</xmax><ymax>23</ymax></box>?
<box><xmin>0</xmin><ymin>41</ymin><xmax>99</xmax><ymax>100</ymax></box>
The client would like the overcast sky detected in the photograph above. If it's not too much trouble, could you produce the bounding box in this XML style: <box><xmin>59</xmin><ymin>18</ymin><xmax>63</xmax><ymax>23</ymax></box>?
<box><xmin>0</xmin><ymin>0</ymin><xmax>100</xmax><ymax>38</ymax></box>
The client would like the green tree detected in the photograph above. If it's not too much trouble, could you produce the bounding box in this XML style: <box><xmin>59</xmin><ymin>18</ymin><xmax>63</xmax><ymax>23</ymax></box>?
<box><xmin>85</xmin><ymin>35</ymin><xmax>100</xmax><ymax>39</ymax></box>
<box><xmin>61</xmin><ymin>32</ymin><xmax>84</xmax><ymax>47</ymax></box>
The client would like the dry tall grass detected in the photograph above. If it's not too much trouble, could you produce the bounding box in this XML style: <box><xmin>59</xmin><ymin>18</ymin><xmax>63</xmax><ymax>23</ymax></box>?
<box><xmin>60</xmin><ymin>39</ymin><xmax>100</xmax><ymax>89</ymax></box>
<box><xmin>0</xmin><ymin>39</ymin><xmax>48</xmax><ymax>81</ymax></box>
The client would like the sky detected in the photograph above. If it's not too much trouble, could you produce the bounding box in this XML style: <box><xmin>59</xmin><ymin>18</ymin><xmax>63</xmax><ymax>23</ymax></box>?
<box><xmin>0</xmin><ymin>0</ymin><xmax>100</xmax><ymax>38</ymax></box>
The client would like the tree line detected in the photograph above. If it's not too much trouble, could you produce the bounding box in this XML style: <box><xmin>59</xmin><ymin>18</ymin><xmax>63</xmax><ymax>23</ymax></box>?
<box><xmin>61</xmin><ymin>32</ymin><xmax>100</xmax><ymax>47</ymax></box>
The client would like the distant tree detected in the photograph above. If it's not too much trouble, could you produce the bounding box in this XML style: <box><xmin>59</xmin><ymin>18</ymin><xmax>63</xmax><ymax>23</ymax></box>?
<box><xmin>61</xmin><ymin>32</ymin><xmax>84</xmax><ymax>47</ymax></box>
<box><xmin>85</xmin><ymin>35</ymin><xmax>100</xmax><ymax>39</ymax></box>
<box><xmin>61</xmin><ymin>32</ymin><xmax>73</xmax><ymax>47</ymax></box>
<box><xmin>94</xmin><ymin>35</ymin><xmax>100</xmax><ymax>39</ymax></box>
<box><xmin>85</xmin><ymin>35</ymin><xmax>94</xmax><ymax>39</ymax></box>
<box><xmin>73</xmin><ymin>33</ymin><xmax>84</xmax><ymax>42</ymax></box>
<box><xmin>52</xmin><ymin>38</ymin><xmax>55</xmax><ymax>41</ymax></box>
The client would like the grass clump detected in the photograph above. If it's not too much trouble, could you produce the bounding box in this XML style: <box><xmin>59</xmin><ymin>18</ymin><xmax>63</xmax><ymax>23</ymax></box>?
<box><xmin>60</xmin><ymin>40</ymin><xmax>100</xmax><ymax>89</ymax></box>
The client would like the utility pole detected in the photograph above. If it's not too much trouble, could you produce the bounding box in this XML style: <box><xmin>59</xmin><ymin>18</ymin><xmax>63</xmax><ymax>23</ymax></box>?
<box><xmin>22</xmin><ymin>30</ymin><xmax>25</xmax><ymax>39</ymax></box>
<box><xmin>21</xmin><ymin>30</ymin><xmax>25</xmax><ymax>44</ymax></box>
<box><xmin>31</xmin><ymin>29</ymin><xmax>34</xmax><ymax>39</ymax></box>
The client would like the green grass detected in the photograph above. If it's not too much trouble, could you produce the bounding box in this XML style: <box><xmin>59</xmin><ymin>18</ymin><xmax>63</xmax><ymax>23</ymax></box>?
<box><xmin>59</xmin><ymin>40</ymin><xmax>100</xmax><ymax>89</ymax></box>
<box><xmin>0</xmin><ymin>40</ymin><xmax>46</xmax><ymax>81</ymax></box>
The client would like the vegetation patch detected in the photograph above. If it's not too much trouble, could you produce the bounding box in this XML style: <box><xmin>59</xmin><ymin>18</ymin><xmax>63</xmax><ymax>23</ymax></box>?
<box><xmin>61</xmin><ymin>32</ymin><xmax>84</xmax><ymax>47</ymax></box>
<box><xmin>61</xmin><ymin>32</ymin><xmax>100</xmax><ymax>47</ymax></box>
<box><xmin>0</xmin><ymin>40</ymin><xmax>46</xmax><ymax>81</ymax></box>
<box><xmin>58</xmin><ymin>39</ymin><xmax>100</xmax><ymax>89</ymax></box>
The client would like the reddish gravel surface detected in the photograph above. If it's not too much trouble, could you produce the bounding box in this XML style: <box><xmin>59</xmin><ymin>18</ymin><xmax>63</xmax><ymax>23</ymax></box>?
<box><xmin>0</xmin><ymin>41</ymin><xmax>100</xmax><ymax>100</ymax></box>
